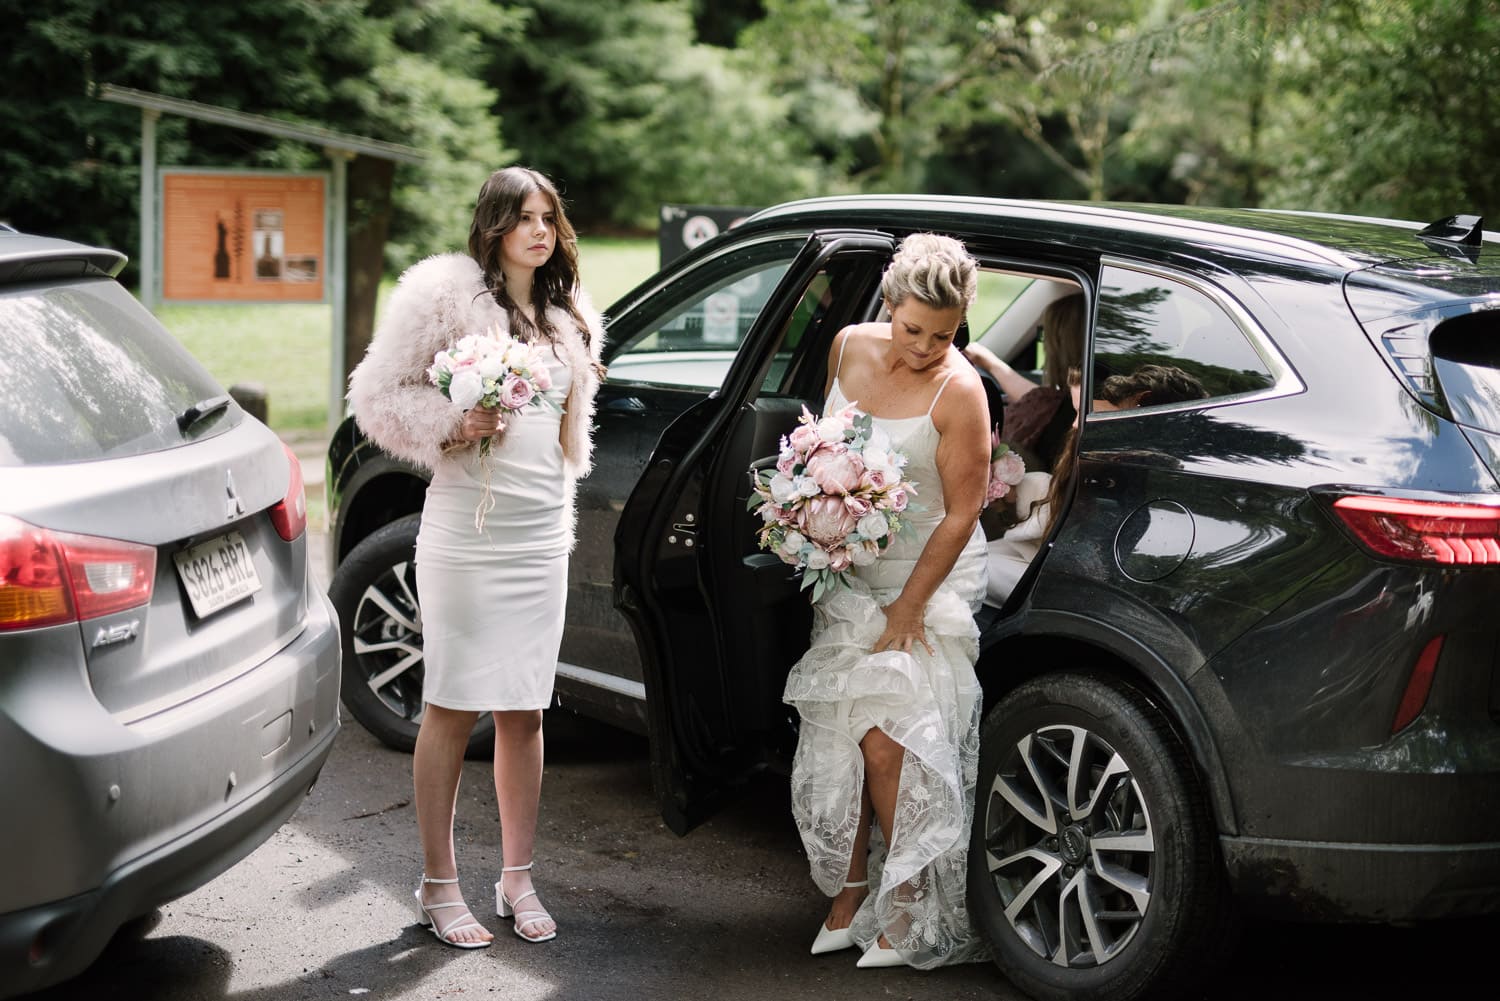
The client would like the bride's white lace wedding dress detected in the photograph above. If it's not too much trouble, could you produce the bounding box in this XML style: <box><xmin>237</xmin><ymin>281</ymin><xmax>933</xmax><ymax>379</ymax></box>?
<box><xmin>782</xmin><ymin>373</ymin><xmax>989</xmax><ymax>969</ymax></box>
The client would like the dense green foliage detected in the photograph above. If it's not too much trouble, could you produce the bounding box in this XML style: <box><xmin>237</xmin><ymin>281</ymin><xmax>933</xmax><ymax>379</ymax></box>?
<box><xmin>3</xmin><ymin>0</ymin><xmax>1497</xmax><ymax>281</ymax></box>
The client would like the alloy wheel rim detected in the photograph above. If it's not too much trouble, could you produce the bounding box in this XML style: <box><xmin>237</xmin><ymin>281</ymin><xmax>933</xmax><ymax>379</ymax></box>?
<box><xmin>349</xmin><ymin>559</ymin><xmax>426</xmax><ymax>726</ymax></box>
<box><xmin>981</xmin><ymin>723</ymin><xmax>1155</xmax><ymax>968</ymax></box>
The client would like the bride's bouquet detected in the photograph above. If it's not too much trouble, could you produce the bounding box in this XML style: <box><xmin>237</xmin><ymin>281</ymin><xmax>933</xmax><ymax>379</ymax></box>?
<box><xmin>750</xmin><ymin>403</ymin><xmax>916</xmax><ymax>602</ymax></box>
<box><xmin>428</xmin><ymin>326</ymin><xmax>559</xmax><ymax>529</ymax></box>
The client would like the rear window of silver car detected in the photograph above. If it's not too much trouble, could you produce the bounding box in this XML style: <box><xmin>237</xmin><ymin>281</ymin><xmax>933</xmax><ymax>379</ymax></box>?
<box><xmin>0</xmin><ymin>280</ymin><xmax>237</xmax><ymax>465</ymax></box>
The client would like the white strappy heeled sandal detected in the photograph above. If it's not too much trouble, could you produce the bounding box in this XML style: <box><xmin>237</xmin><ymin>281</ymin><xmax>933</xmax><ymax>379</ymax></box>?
<box><xmin>810</xmin><ymin>878</ymin><xmax>869</xmax><ymax>954</ymax></box>
<box><xmin>495</xmin><ymin>862</ymin><xmax>557</xmax><ymax>943</ymax></box>
<box><xmin>411</xmin><ymin>874</ymin><xmax>492</xmax><ymax>949</ymax></box>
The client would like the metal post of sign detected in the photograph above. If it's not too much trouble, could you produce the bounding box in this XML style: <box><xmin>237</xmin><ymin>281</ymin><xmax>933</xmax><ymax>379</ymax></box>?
<box><xmin>139</xmin><ymin>108</ymin><xmax>160</xmax><ymax>309</ymax></box>
<box><xmin>325</xmin><ymin>149</ymin><xmax>353</xmax><ymax>435</ymax></box>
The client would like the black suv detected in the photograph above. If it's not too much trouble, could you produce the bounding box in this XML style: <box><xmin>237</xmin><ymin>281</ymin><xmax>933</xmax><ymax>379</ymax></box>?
<box><xmin>327</xmin><ymin>197</ymin><xmax>1500</xmax><ymax>1001</ymax></box>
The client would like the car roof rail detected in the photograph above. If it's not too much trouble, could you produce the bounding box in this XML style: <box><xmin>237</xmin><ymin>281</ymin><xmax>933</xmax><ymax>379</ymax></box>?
<box><xmin>1416</xmin><ymin>214</ymin><xmax>1483</xmax><ymax>260</ymax></box>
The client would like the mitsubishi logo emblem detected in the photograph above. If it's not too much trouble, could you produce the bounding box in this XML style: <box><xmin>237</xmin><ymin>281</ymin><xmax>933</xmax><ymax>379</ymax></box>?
<box><xmin>225</xmin><ymin>470</ymin><xmax>246</xmax><ymax>521</ymax></box>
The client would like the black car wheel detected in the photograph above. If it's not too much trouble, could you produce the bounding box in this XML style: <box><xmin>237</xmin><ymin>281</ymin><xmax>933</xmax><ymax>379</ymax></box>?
<box><xmin>969</xmin><ymin>672</ymin><xmax>1228</xmax><ymax>1001</ymax></box>
<box><xmin>329</xmin><ymin>513</ymin><xmax>494</xmax><ymax>755</ymax></box>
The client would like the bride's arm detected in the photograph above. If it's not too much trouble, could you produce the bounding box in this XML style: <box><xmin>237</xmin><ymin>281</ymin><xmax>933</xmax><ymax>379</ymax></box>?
<box><xmin>873</xmin><ymin>369</ymin><xmax>991</xmax><ymax>656</ymax></box>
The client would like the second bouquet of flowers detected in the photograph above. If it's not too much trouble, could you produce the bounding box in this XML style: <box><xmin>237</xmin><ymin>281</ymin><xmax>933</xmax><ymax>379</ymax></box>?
<box><xmin>427</xmin><ymin>326</ymin><xmax>559</xmax><ymax>456</ymax></box>
<box><xmin>985</xmin><ymin>426</ymin><xmax>1026</xmax><ymax>506</ymax></box>
<box><xmin>750</xmin><ymin>403</ymin><xmax>917</xmax><ymax>602</ymax></box>
<box><xmin>427</xmin><ymin>326</ymin><xmax>560</xmax><ymax>529</ymax></box>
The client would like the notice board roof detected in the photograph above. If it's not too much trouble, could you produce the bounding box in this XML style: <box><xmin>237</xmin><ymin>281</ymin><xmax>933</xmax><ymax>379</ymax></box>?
<box><xmin>98</xmin><ymin>84</ymin><xmax>426</xmax><ymax>164</ymax></box>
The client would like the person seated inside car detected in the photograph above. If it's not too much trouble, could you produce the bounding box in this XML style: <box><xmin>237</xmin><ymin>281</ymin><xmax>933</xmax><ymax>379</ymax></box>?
<box><xmin>1094</xmin><ymin>363</ymin><xmax>1209</xmax><ymax>411</ymax></box>
<box><xmin>963</xmin><ymin>292</ymin><xmax>1084</xmax><ymax>472</ymax></box>
<box><xmin>984</xmin><ymin>369</ymin><xmax>1080</xmax><ymax>608</ymax></box>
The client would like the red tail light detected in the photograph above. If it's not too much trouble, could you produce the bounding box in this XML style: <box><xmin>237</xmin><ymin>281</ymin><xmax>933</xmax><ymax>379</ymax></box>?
<box><xmin>270</xmin><ymin>443</ymin><xmax>307</xmax><ymax>541</ymax></box>
<box><xmin>0</xmin><ymin>515</ymin><xmax>156</xmax><ymax>631</ymax></box>
<box><xmin>1392</xmin><ymin>635</ymin><xmax>1443</xmax><ymax>733</ymax></box>
<box><xmin>1330</xmin><ymin>495</ymin><xmax>1500</xmax><ymax>565</ymax></box>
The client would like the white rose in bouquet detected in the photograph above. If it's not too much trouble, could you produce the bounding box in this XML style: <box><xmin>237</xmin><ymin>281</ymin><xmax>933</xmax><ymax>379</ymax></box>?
<box><xmin>856</xmin><ymin>510</ymin><xmax>889</xmax><ymax>541</ymax></box>
<box><xmin>816</xmin><ymin>416</ymin><xmax>846</xmax><ymax>443</ymax></box>
<box><xmin>449</xmin><ymin>369</ymin><xmax>485</xmax><ymax>411</ymax></box>
<box><xmin>478</xmin><ymin>349</ymin><xmax>508</xmax><ymax>380</ymax></box>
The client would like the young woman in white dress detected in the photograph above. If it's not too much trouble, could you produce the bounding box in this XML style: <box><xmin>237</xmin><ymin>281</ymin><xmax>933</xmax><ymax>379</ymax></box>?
<box><xmin>347</xmin><ymin>167</ymin><xmax>605</xmax><ymax>947</ymax></box>
<box><xmin>783</xmin><ymin>233</ymin><xmax>993</xmax><ymax>968</ymax></box>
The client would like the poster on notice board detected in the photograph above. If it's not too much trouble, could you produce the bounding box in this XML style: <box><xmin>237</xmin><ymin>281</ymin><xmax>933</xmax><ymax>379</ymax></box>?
<box><xmin>160</xmin><ymin>170</ymin><xmax>326</xmax><ymax>303</ymax></box>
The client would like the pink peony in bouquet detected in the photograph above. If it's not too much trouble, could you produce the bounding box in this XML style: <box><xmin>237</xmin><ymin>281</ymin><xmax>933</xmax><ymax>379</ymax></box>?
<box><xmin>985</xmin><ymin>426</ymin><xmax>1026</xmax><ymax>506</ymax></box>
<box><xmin>750</xmin><ymin>403</ymin><xmax>917</xmax><ymax>602</ymax></box>
<box><xmin>427</xmin><ymin>326</ymin><xmax>559</xmax><ymax>457</ymax></box>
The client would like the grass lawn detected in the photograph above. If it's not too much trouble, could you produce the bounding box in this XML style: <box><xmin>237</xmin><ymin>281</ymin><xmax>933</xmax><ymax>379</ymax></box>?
<box><xmin>157</xmin><ymin>236</ymin><xmax>660</xmax><ymax>439</ymax></box>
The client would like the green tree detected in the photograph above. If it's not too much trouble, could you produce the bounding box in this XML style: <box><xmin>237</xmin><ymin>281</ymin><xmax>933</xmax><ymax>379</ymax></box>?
<box><xmin>0</xmin><ymin>0</ymin><xmax>510</xmax><ymax>277</ymax></box>
<box><xmin>971</xmin><ymin>0</ymin><xmax>1159</xmax><ymax>201</ymax></box>
<box><xmin>484</xmin><ymin>0</ymin><xmax>826</xmax><ymax>230</ymax></box>
<box><xmin>1268</xmin><ymin>0</ymin><xmax>1500</xmax><ymax>221</ymax></box>
<box><xmin>742</xmin><ymin>0</ymin><xmax>983</xmax><ymax>190</ymax></box>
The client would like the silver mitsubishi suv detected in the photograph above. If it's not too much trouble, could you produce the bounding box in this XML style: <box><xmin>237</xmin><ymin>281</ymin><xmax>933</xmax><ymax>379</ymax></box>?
<box><xmin>0</xmin><ymin>228</ymin><xmax>341</xmax><ymax>997</ymax></box>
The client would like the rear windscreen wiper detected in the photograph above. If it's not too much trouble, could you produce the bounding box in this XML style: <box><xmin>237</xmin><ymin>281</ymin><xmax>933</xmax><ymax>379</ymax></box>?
<box><xmin>176</xmin><ymin>394</ymin><xmax>231</xmax><ymax>433</ymax></box>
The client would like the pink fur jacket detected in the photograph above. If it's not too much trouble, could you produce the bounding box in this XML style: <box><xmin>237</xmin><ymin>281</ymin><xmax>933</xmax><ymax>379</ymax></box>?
<box><xmin>346</xmin><ymin>252</ymin><xmax>606</xmax><ymax>480</ymax></box>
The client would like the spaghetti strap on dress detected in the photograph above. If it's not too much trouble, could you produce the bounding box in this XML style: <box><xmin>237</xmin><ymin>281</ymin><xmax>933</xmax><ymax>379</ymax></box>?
<box><xmin>783</xmin><ymin>377</ymin><xmax>989</xmax><ymax>968</ymax></box>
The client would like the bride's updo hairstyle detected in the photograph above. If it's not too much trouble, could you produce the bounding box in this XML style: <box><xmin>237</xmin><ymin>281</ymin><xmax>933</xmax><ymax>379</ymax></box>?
<box><xmin>879</xmin><ymin>232</ymin><xmax>979</xmax><ymax>313</ymax></box>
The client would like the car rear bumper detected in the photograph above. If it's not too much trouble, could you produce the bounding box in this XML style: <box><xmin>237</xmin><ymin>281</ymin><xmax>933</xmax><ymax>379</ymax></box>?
<box><xmin>1221</xmin><ymin>834</ymin><xmax>1500</xmax><ymax>922</ymax></box>
<box><xmin>0</xmin><ymin>585</ymin><xmax>341</xmax><ymax>998</ymax></box>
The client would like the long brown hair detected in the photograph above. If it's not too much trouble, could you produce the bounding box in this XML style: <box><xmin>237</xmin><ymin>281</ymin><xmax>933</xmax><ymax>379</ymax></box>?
<box><xmin>1040</xmin><ymin>367</ymin><xmax>1082</xmax><ymax>531</ymax></box>
<box><xmin>1040</xmin><ymin>293</ymin><xmax>1085</xmax><ymax>390</ymax></box>
<box><xmin>467</xmin><ymin>166</ymin><xmax>591</xmax><ymax>350</ymax></box>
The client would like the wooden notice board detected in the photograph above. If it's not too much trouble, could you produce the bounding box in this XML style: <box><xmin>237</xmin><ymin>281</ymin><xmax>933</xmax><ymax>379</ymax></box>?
<box><xmin>160</xmin><ymin>171</ymin><xmax>327</xmax><ymax>302</ymax></box>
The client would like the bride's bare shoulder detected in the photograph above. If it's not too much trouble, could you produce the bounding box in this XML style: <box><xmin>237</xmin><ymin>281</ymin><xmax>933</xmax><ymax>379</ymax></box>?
<box><xmin>832</xmin><ymin>321</ymin><xmax>890</xmax><ymax>353</ymax></box>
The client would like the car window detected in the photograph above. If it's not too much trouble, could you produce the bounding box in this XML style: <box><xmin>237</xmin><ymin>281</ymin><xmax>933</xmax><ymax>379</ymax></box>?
<box><xmin>0</xmin><ymin>281</ymin><xmax>235</xmax><ymax>466</ymax></box>
<box><xmin>605</xmin><ymin>242</ymin><xmax>798</xmax><ymax>390</ymax></box>
<box><xmin>1091</xmin><ymin>264</ymin><xmax>1275</xmax><ymax>414</ymax></box>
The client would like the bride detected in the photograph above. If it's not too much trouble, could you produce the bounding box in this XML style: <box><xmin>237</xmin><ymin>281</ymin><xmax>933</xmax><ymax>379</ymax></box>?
<box><xmin>784</xmin><ymin>233</ymin><xmax>992</xmax><ymax>969</ymax></box>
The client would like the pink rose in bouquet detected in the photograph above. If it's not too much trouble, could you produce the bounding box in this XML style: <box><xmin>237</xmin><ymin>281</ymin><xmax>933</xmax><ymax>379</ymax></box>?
<box><xmin>750</xmin><ymin>403</ymin><xmax>918</xmax><ymax>602</ymax></box>
<box><xmin>499</xmin><ymin>373</ymin><xmax>537</xmax><ymax>410</ymax></box>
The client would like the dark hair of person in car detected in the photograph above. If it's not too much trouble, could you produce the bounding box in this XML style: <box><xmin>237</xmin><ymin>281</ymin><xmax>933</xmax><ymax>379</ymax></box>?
<box><xmin>1098</xmin><ymin>363</ymin><xmax>1209</xmax><ymax>411</ymax></box>
<box><xmin>468</xmin><ymin>166</ymin><xmax>592</xmax><ymax>351</ymax></box>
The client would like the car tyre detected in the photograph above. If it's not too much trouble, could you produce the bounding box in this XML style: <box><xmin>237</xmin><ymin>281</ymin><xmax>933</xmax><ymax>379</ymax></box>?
<box><xmin>969</xmin><ymin>672</ymin><xmax>1228</xmax><ymax>1001</ymax></box>
<box><xmin>330</xmin><ymin>513</ymin><xmax>494</xmax><ymax>756</ymax></box>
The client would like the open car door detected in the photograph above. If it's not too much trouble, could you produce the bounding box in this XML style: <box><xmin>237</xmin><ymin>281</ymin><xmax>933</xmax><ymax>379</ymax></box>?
<box><xmin>614</xmin><ymin>229</ymin><xmax>897</xmax><ymax>833</ymax></box>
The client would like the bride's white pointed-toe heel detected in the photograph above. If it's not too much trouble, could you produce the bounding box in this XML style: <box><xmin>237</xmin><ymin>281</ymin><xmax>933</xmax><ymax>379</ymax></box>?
<box><xmin>856</xmin><ymin>939</ymin><xmax>904</xmax><ymax>968</ymax></box>
<box><xmin>810</xmin><ymin>879</ymin><xmax>868</xmax><ymax>955</ymax></box>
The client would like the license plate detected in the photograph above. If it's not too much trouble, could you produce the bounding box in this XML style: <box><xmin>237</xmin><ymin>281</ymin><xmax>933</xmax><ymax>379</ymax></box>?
<box><xmin>173</xmin><ymin>531</ymin><xmax>262</xmax><ymax>618</ymax></box>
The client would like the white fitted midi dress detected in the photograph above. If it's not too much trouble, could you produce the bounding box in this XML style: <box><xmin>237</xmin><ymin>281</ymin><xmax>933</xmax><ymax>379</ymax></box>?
<box><xmin>415</xmin><ymin>353</ymin><xmax>572</xmax><ymax>711</ymax></box>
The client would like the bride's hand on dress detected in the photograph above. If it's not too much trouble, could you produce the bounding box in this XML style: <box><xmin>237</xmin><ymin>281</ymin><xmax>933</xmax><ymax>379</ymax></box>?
<box><xmin>458</xmin><ymin>404</ymin><xmax>506</xmax><ymax>442</ymax></box>
<box><xmin>874</xmin><ymin>598</ymin><xmax>934</xmax><ymax>657</ymax></box>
